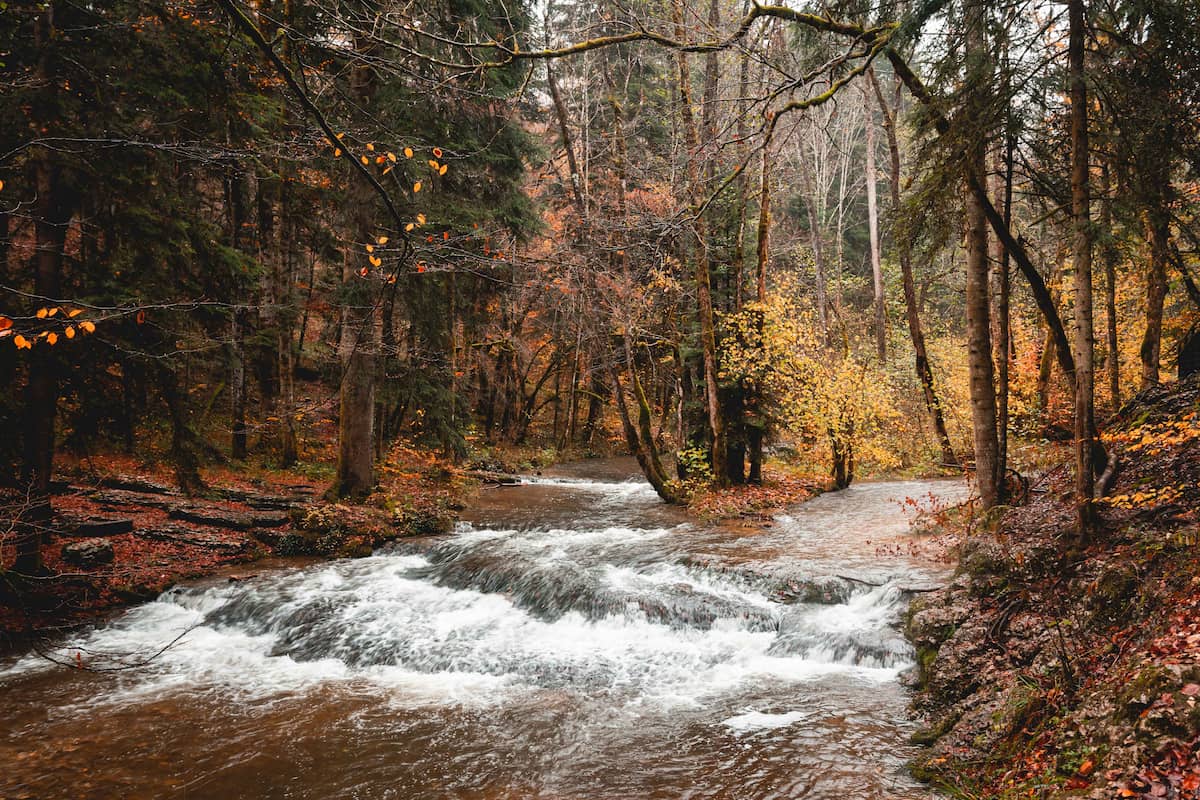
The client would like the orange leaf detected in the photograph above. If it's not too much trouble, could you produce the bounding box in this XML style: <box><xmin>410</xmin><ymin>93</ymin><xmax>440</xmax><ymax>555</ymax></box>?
<box><xmin>80</xmin><ymin>320</ymin><xmax>96</xmax><ymax>334</ymax></box>
<box><xmin>428</xmin><ymin>159</ymin><xmax>440</xmax><ymax>170</ymax></box>
<box><xmin>366</xmin><ymin>143</ymin><xmax>375</xmax><ymax>151</ymax></box>
<box><xmin>36</xmin><ymin>308</ymin><xmax>48</xmax><ymax>319</ymax></box>
<box><xmin>377</xmin><ymin>236</ymin><xmax>389</xmax><ymax>245</ymax></box>
<box><xmin>13</xmin><ymin>334</ymin><xmax>30</xmax><ymax>349</ymax></box>
<box><xmin>413</xmin><ymin>181</ymin><xmax>422</xmax><ymax>193</ymax></box>
<box><xmin>439</xmin><ymin>164</ymin><xmax>448</xmax><ymax>176</ymax></box>
<box><xmin>433</xmin><ymin>147</ymin><xmax>443</xmax><ymax>158</ymax></box>
<box><xmin>334</xmin><ymin>148</ymin><xmax>342</xmax><ymax>157</ymax></box>
<box><xmin>67</xmin><ymin>308</ymin><xmax>83</xmax><ymax>318</ymax></box>
<box><xmin>416</xmin><ymin>213</ymin><xmax>426</xmax><ymax>225</ymax></box>
<box><xmin>405</xmin><ymin>223</ymin><xmax>415</xmax><ymax>232</ymax></box>
<box><xmin>46</xmin><ymin>332</ymin><xmax>58</xmax><ymax>345</ymax></box>
<box><xmin>403</xmin><ymin>147</ymin><xmax>413</xmax><ymax>158</ymax></box>
<box><xmin>65</xmin><ymin>326</ymin><xmax>75</xmax><ymax>339</ymax></box>
<box><xmin>369</xmin><ymin>255</ymin><xmax>382</xmax><ymax>267</ymax></box>
<box><xmin>0</xmin><ymin>316</ymin><xmax>11</xmax><ymax>332</ymax></box>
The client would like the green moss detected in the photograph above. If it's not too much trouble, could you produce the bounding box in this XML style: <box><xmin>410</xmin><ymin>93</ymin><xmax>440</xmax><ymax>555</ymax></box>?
<box><xmin>1115</xmin><ymin>665</ymin><xmax>1174</xmax><ymax>721</ymax></box>
<box><xmin>910</xmin><ymin>708</ymin><xmax>962</xmax><ymax>746</ymax></box>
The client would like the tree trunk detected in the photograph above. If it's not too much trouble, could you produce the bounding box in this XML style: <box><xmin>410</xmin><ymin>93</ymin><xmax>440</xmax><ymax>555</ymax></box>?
<box><xmin>864</xmin><ymin>86</ymin><xmax>886</xmax><ymax>363</ymax></box>
<box><xmin>963</xmin><ymin>0</ymin><xmax>1000</xmax><ymax>510</ymax></box>
<box><xmin>868</xmin><ymin>69</ymin><xmax>957</xmax><ymax>467</ymax></box>
<box><xmin>673</xmin><ymin>0</ymin><xmax>726</xmax><ymax>486</ymax></box>
<box><xmin>333</xmin><ymin>37</ymin><xmax>378</xmax><ymax>499</ymax></box>
<box><xmin>1101</xmin><ymin>162</ymin><xmax>1120</xmax><ymax>409</ymax></box>
<box><xmin>732</xmin><ymin>32</ymin><xmax>751</xmax><ymax>312</ymax></box>
<box><xmin>991</xmin><ymin>136</ymin><xmax>1013</xmax><ymax>495</ymax></box>
<box><xmin>17</xmin><ymin>7</ymin><xmax>71</xmax><ymax>573</ymax></box>
<box><xmin>1068</xmin><ymin>0</ymin><xmax>1096</xmax><ymax>536</ymax></box>
<box><xmin>1139</xmin><ymin>203</ymin><xmax>1169</xmax><ymax>387</ymax></box>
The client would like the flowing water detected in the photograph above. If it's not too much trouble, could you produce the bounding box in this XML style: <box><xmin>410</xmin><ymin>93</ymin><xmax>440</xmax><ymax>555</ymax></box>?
<box><xmin>0</xmin><ymin>462</ymin><xmax>965</xmax><ymax>799</ymax></box>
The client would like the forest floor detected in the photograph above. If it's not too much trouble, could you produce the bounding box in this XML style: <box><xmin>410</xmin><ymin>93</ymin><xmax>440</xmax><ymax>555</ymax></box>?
<box><xmin>907</xmin><ymin>374</ymin><xmax>1200</xmax><ymax>799</ymax></box>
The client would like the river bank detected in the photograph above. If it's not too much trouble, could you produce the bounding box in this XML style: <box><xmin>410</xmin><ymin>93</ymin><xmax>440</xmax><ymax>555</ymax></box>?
<box><xmin>906</xmin><ymin>375</ymin><xmax>1200</xmax><ymax>798</ymax></box>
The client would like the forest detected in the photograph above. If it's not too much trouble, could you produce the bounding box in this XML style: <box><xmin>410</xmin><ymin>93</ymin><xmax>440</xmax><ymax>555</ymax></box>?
<box><xmin>1</xmin><ymin>0</ymin><xmax>1200</xmax><ymax>798</ymax></box>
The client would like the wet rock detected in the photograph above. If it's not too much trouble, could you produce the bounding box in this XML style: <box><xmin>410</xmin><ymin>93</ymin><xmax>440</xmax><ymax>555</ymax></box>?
<box><xmin>57</xmin><ymin>514</ymin><xmax>134</xmax><ymax>537</ymax></box>
<box><xmin>772</xmin><ymin>576</ymin><xmax>853</xmax><ymax>605</ymax></box>
<box><xmin>96</xmin><ymin>474</ymin><xmax>174</xmax><ymax>494</ymax></box>
<box><xmin>167</xmin><ymin>505</ymin><xmax>288</xmax><ymax>530</ymax></box>
<box><xmin>136</xmin><ymin>523</ymin><xmax>246</xmax><ymax>554</ymax></box>
<box><xmin>89</xmin><ymin>489</ymin><xmax>178</xmax><ymax>511</ymax></box>
<box><xmin>210</xmin><ymin>487</ymin><xmax>307</xmax><ymax>511</ymax></box>
<box><xmin>62</xmin><ymin>538</ymin><xmax>115</xmax><ymax>568</ymax></box>
<box><xmin>467</xmin><ymin>470</ymin><xmax>520</xmax><ymax>485</ymax></box>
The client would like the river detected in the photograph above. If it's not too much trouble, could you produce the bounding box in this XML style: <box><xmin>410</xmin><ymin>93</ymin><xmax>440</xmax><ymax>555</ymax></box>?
<box><xmin>0</xmin><ymin>462</ymin><xmax>965</xmax><ymax>799</ymax></box>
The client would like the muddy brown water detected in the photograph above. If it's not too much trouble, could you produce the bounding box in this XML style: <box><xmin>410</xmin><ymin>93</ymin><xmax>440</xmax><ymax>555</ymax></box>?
<box><xmin>0</xmin><ymin>460</ymin><xmax>965</xmax><ymax>799</ymax></box>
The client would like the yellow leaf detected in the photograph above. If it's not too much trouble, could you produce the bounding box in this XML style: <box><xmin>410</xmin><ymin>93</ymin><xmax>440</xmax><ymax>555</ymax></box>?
<box><xmin>382</xmin><ymin>165</ymin><xmax>393</xmax><ymax>175</ymax></box>
<box><xmin>360</xmin><ymin>155</ymin><xmax>369</xmax><ymax>165</ymax></box>
<box><xmin>413</xmin><ymin>181</ymin><xmax>422</xmax><ymax>193</ymax></box>
<box><xmin>369</xmin><ymin>255</ymin><xmax>382</xmax><ymax>267</ymax></box>
<box><xmin>433</xmin><ymin>147</ymin><xmax>444</xmax><ymax>158</ymax></box>
<box><xmin>439</xmin><ymin>164</ymin><xmax>448</xmax><ymax>176</ymax></box>
<box><xmin>387</xmin><ymin>152</ymin><xmax>397</xmax><ymax>163</ymax></box>
<box><xmin>405</xmin><ymin>223</ymin><xmax>414</xmax><ymax>232</ymax></box>
<box><xmin>428</xmin><ymin>159</ymin><xmax>440</xmax><ymax>170</ymax></box>
<box><xmin>46</xmin><ymin>332</ymin><xmax>58</xmax><ymax>345</ymax></box>
<box><xmin>404</xmin><ymin>147</ymin><xmax>414</xmax><ymax>158</ymax></box>
<box><xmin>365</xmin><ymin>244</ymin><xmax>375</xmax><ymax>253</ymax></box>
<box><xmin>416</xmin><ymin>213</ymin><xmax>426</xmax><ymax>225</ymax></box>
<box><xmin>336</xmin><ymin>132</ymin><xmax>345</xmax><ymax>140</ymax></box>
<box><xmin>377</xmin><ymin>236</ymin><xmax>389</xmax><ymax>245</ymax></box>
<box><xmin>366</xmin><ymin>143</ymin><xmax>375</xmax><ymax>151</ymax></box>
<box><xmin>80</xmin><ymin>320</ymin><xmax>96</xmax><ymax>334</ymax></box>
<box><xmin>65</xmin><ymin>326</ymin><xmax>75</xmax><ymax>339</ymax></box>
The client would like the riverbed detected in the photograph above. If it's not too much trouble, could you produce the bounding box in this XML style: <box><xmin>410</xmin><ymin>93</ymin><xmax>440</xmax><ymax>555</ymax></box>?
<box><xmin>0</xmin><ymin>462</ymin><xmax>965</xmax><ymax>799</ymax></box>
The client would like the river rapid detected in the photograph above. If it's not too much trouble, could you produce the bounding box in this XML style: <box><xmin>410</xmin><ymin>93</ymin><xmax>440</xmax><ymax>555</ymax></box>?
<box><xmin>0</xmin><ymin>461</ymin><xmax>965</xmax><ymax>799</ymax></box>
